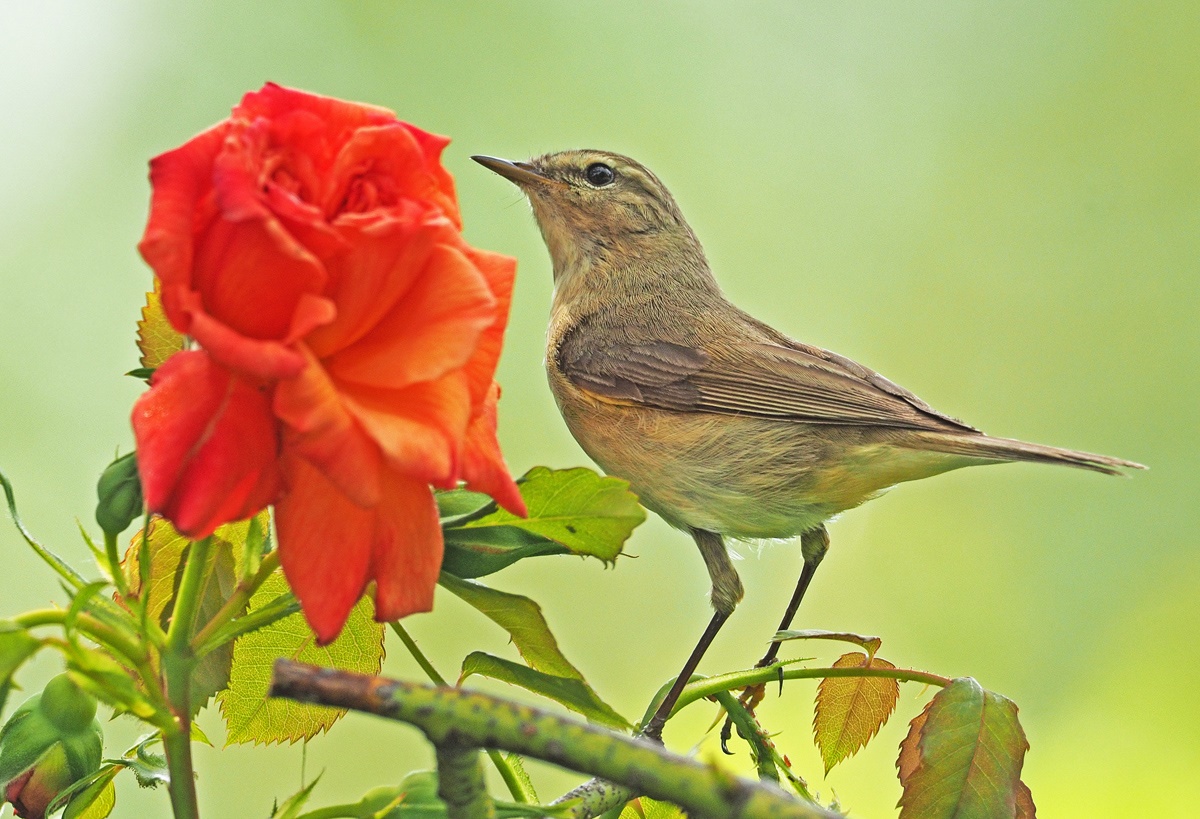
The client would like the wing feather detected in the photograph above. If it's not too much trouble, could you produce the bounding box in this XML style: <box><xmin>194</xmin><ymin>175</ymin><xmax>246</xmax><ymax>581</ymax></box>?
<box><xmin>556</xmin><ymin>327</ymin><xmax>975</xmax><ymax>432</ymax></box>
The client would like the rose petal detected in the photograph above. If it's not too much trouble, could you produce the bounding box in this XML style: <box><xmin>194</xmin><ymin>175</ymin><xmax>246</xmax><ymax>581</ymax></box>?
<box><xmin>403</xmin><ymin>125</ymin><xmax>460</xmax><ymax>228</ymax></box>
<box><xmin>458</xmin><ymin>246</ymin><xmax>518</xmax><ymax>406</ymax></box>
<box><xmin>275</xmin><ymin>456</ymin><xmax>442</xmax><ymax>643</ymax></box>
<box><xmin>302</xmin><ymin>207</ymin><xmax>439</xmax><ymax>358</ymax></box>
<box><xmin>179</xmin><ymin>289</ymin><xmax>307</xmax><ymax>380</ymax></box>
<box><xmin>132</xmin><ymin>351</ymin><xmax>282</xmax><ymax>538</ymax></box>
<box><xmin>275</xmin><ymin>454</ymin><xmax>373</xmax><ymax>644</ymax></box>
<box><xmin>343</xmin><ymin>373</ymin><xmax>472</xmax><ymax>486</ymax></box>
<box><xmin>461</xmin><ymin>383</ymin><xmax>526</xmax><ymax>516</ymax></box>
<box><xmin>191</xmin><ymin>215</ymin><xmax>327</xmax><ymax>342</ymax></box>
<box><xmin>139</xmin><ymin>121</ymin><xmax>232</xmax><ymax>329</ymax></box>
<box><xmin>326</xmin><ymin>123</ymin><xmax>459</xmax><ymax>226</ymax></box>
<box><xmin>369</xmin><ymin>469</ymin><xmax>443</xmax><ymax>622</ymax></box>
<box><xmin>327</xmin><ymin>241</ymin><xmax>496</xmax><ymax>390</ymax></box>
<box><xmin>237</xmin><ymin>83</ymin><xmax>397</xmax><ymax>140</ymax></box>
<box><xmin>274</xmin><ymin>345</ymin><xmax>382</xmax><ymax>507</ymax></box>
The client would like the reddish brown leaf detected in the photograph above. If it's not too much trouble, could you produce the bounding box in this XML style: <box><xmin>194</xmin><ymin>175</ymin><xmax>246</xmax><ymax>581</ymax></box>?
<box><xmin>897</xmin><ymin>696</ymin><xmax>935</xmax><ymax>785</ymax></box>
<box><xmin>896</xmin><ymin>677</ymin><xmax>1031</xmax><ymax>819</ymax></box>
<box><xmin>1015</xmin><ymin>780</ymin><xmax>1037</xmax><ymax>819</ymax></box>
<box><xmin>136</xmin><ymin>279</ymin><xmax>185</xmax><ymax>369</ymax></box>
<box><xmin>813</xmin><ymin>651</ymin><xmax>900</xmax><ymax>773</ymax></box>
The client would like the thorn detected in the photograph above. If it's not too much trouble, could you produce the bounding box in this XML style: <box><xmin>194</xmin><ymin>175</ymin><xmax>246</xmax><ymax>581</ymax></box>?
<box><xmin>776</xmin><ymin>664</ymin><xmax>785</xmax><ymax>696</ymax></box>
<box><xmin>720</xmin><ymin>716</ymin><xmax>735</xmax><ymax>754</ymax></box>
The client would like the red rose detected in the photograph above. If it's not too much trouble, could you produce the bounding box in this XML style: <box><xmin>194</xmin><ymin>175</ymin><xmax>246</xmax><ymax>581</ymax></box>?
<box><xmin>131</xmin><ymin>83</ymin><xmax>525</xmax><ymax>642</ymax></box>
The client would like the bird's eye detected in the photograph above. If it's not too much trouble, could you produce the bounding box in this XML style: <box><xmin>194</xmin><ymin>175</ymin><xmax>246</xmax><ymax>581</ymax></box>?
<box><xmin>585</xmin><ymin>163</ymin><xmax>616</xmax><ymax>187</ymax></box>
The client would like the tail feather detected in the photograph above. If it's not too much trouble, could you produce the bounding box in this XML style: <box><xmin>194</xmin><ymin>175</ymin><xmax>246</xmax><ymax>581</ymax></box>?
<box><xmin>911</xmin><ymin>432</ymin><xmax>1147</xmax><ymax>476</ymax></box>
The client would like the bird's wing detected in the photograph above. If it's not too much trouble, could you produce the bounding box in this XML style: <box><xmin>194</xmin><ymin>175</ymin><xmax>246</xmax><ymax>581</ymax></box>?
<box><xmin>556</xmin><ymin>329</ymin><xmax>977</xmax><ymax>432</ymax></box>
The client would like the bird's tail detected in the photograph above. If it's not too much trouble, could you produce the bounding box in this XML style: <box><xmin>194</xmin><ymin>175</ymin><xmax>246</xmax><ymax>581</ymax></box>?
<box><xmin>908</xmin><ymin>432</ymin><xmax>1146</xmax><ymax>476</ymax></box>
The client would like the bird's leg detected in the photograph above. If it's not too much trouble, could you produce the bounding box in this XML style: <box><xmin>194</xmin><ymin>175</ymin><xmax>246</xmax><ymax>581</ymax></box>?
<box><xmin>721</xmin><ymin>525</ymin><xmax>829</xmax><ymax>751</ymax></box>
<box><xmin>641</xmin><ymin>529</ymin><xmax>743</xmax><ymax>742</ymax></box>
<box><xmin>755</xmin><ymin>524</ymin><xmax>829</xmax><ymax>673</ymax></box>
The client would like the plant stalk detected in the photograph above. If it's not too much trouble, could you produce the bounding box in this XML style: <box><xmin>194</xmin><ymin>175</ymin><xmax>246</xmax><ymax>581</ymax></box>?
<box><xmin>160</xmin><ymin>536</ymin><xmax>215</xmax><ymax>819</ymax></box>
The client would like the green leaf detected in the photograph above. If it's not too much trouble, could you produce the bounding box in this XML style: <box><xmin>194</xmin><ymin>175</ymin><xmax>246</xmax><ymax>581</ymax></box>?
<box><xmin>773</xmin><ymin>629</ymin><xmax>883</xmax><ymax>658</ymax></box>
<box><xmin>61</xmin><ymin>763</ymin><xmax>120</xmax><ymax>816</ymax></box>
<box><xmin>62</xmin><ymin>765</ymin><xmax>119</xmax><ymax>819</ymax></box>
<box><xmin>459</xmin><ymin>652</ymin><xmax>630</xmax><ymax>731</ymax></box>
<box><xmin>442</xmin><ymin>526</ymin><xmax>570</xmax><ymax>579</ymax></box>
<box><xmin>439</xmin><ymin>574</ymin><xmax>585</xmax><ymax>680</ymax></box>
<box><xmin>813</xmin><ymin>652</ymin><xmax>899</xmax><ymax>773</ymax></box>
<box><xmin>435</xmin><ymin>488</ymin><xmax>496</xmax><ymax>523</ymax></box>
<box><xmin>136</xmin><ymin>279</ymin><xmax>185</xmax><ymax>370</ymax></box>
<box><xmin>897</xmin><ymin>677</ymin><xmax>1032</xmax><ymax>819</ymax></box>
<box><xmin>217</xmin><ymin>571</ymin><xmax>384</xmax><ymax>744</ymax></box>
<box><xmin>441</xmin><ymin>467</ymin><xmax>644</xmax><ymax>579</ymax></box>
<box><xmin>500</xmin><ymin>753</ymin><xmax>537</xmax><ymax>804</ymax></box>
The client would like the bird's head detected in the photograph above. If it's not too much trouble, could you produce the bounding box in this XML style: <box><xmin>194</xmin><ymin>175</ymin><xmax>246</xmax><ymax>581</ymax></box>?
<box><xmin>472</xmin><ymin>150</ymin><xmax>701</xmax><ymax>282</ymax></box>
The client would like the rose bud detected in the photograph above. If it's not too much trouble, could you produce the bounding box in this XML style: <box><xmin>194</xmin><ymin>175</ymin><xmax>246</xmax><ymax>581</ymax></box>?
<box><xmin>95</xmin><ymin>451</ymin><xmax>144</xmax><ymax>537</ymax></box>
<box><xmin>0</xmin><ymin>674</ymin><xmax>103</xmax><ymax>819</ymax></box>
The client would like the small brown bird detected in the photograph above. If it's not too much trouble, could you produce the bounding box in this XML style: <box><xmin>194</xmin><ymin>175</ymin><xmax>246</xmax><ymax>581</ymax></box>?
<box><xmin>473</xmin><ymin>150</ymin><xmax>1144</xmax><ymax>740</ymax></box>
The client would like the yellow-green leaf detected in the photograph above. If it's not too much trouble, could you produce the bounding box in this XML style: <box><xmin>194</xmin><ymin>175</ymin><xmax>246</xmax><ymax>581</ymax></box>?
<box><xmin>217</xmin><ymin>571</ymin><xmax>384</xmax><ymax>744</ymax></box>
<box><xmin>618</xmin><ymin>798</ymin><xmax>686</xmax><ymax>819</ymax></box>
<box><xmin>896</xmin><ymin>677</ymin><xmax>1031</xmax><ymax>819</ymax></box>
<box><xmin>135</xmin><ymin>279</ymin><xmax>185</xmax><ymax>370</ymax></box>
<box><xmin>813</xmin><ymin>651</ymin><xmax>899</xmax><ymax>772</ymax></box>
<box><xmin>439</xmin><ymin>574</ymin><xmax>584</xmax><ymax>680</ymax></box>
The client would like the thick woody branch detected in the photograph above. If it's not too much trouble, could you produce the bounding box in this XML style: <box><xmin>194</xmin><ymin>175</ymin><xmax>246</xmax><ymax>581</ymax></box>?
<box><xmin>268</xmin><ymin>660</ymin><xmax>839</xmax><ymax>819</ymax></box>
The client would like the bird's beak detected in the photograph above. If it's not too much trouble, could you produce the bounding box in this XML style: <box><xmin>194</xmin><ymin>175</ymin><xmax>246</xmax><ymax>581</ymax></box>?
<box><xmin>471</xmin><ymin>155</ymin><xmax>554</xmax><ymax>188</ymax></box>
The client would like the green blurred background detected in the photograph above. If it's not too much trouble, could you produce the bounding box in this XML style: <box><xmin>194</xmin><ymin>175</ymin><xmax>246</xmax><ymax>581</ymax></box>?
<box><xmin>1</xmin><ymin>2</ymin><xmax>1196</xmax><ymax>816</ymax></box>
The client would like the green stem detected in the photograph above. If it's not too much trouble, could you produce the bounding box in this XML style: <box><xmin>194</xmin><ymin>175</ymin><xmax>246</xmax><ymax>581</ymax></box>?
<box><xmin>194</xmin><ymin>592</ymin><xmax>300</xmax><ymax>658</ymax></box>
<box><xmin>162</xmin><ymin>659</ymin><xmax>199</xmax><ymax>819</ymax></box>
<box><xmin>667</xmin><ymin>662</ymin><xmax>951</xmax><ymax>721</ymax></box>
<box><xmin>104</xmin><ymin>531</ymin><xmax>130</xmax><ymax>598</ymax></box>
<box><xmin>389</xmin><ymin>621</ymin><xmax>532</xmax><ymax>803</ymax></box>
<box><xmin>16</xmin><ymin>608</ymin><xmax>147</xmax><ymax>669</ymax></box>
<box><xmin>390</xmin><ymin>621</ymin><xmax>448</xmax><ymax>685</ymax></box>
<box><xmin>190</xmin><ymin>550</ymin><xmax>280</xmax><ymax>652</ymax></box>
<box><xmin>160</xmin><ymin>536</ymin><xmax>214</xmax><ymax>819</ymax></box>
<box><xmin>270</xmin><ymin>661</ymin><xmax>840</xmax><ymax>819</ymax></box>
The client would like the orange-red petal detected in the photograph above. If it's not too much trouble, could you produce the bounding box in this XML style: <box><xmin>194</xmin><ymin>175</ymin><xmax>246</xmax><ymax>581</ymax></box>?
<box><xmin>132</xmin><ymin>351</ymin><xmax>283</xmax><ymax>538</ymax></box>
<box><xmin>139</xmin><ymin>121</ymin><xmax>231</xmax><ymax>328</ymax></box>
<box><xmin>369</xmin><ymin>469</ymin><xmax>443</xmax><ymax>622</ymax></box>
<box><xmin>327</xmin><ymin>241</ymin><xmax>496</xmax><ymax>390</ymax></box>
<box><xmin>275</xmin><ymin>455</ymin><xmax>443</xmax><ymax>643</ymax></box>
<box><xmin>458</xmin><ymin>246</ymin><xmax>518</xmax><ymax>406</ymax></box>
<box><xmin>274</xmin><ymin>345</ymin><xmax>382</xmax><ymax>507</ymax></box>
<box><xmin>343</xmin><ymin>372</ymin><xmax>472</xmax><ymax>486</ymax></box>
<box><xmin>302</xmin><ymin>209</ymin><xmax>439</xmax><ymax>359</ymax></box>
<box><xmin>460</xmin><ymin>383</ymin><xmax>526</xmax><ymax>516</ymax></box>
<box><xmin>274</xmin><ymin>454</ymin><xmax>373</xmax><ymax>644</ymax></box>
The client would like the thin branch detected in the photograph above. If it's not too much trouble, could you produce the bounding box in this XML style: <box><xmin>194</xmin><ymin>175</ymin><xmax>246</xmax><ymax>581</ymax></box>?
<box><xmin>270</xmin><ymin>661</ymin><xmax>839</xmax><ymax>819</ymax></box>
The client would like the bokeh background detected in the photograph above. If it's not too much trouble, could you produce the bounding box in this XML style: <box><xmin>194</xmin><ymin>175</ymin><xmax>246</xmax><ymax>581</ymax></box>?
<box><xmin>2</xmin><ymin>2</ymin><xmax>1196</xmax><ymax>816</ymax></box>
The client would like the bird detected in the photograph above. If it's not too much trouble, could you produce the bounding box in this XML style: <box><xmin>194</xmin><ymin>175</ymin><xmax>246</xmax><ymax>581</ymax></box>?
<box><xmin>472</xmin><ymin>150</ymin><xmax>1145</xmax><ymax>741</ymax></box>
